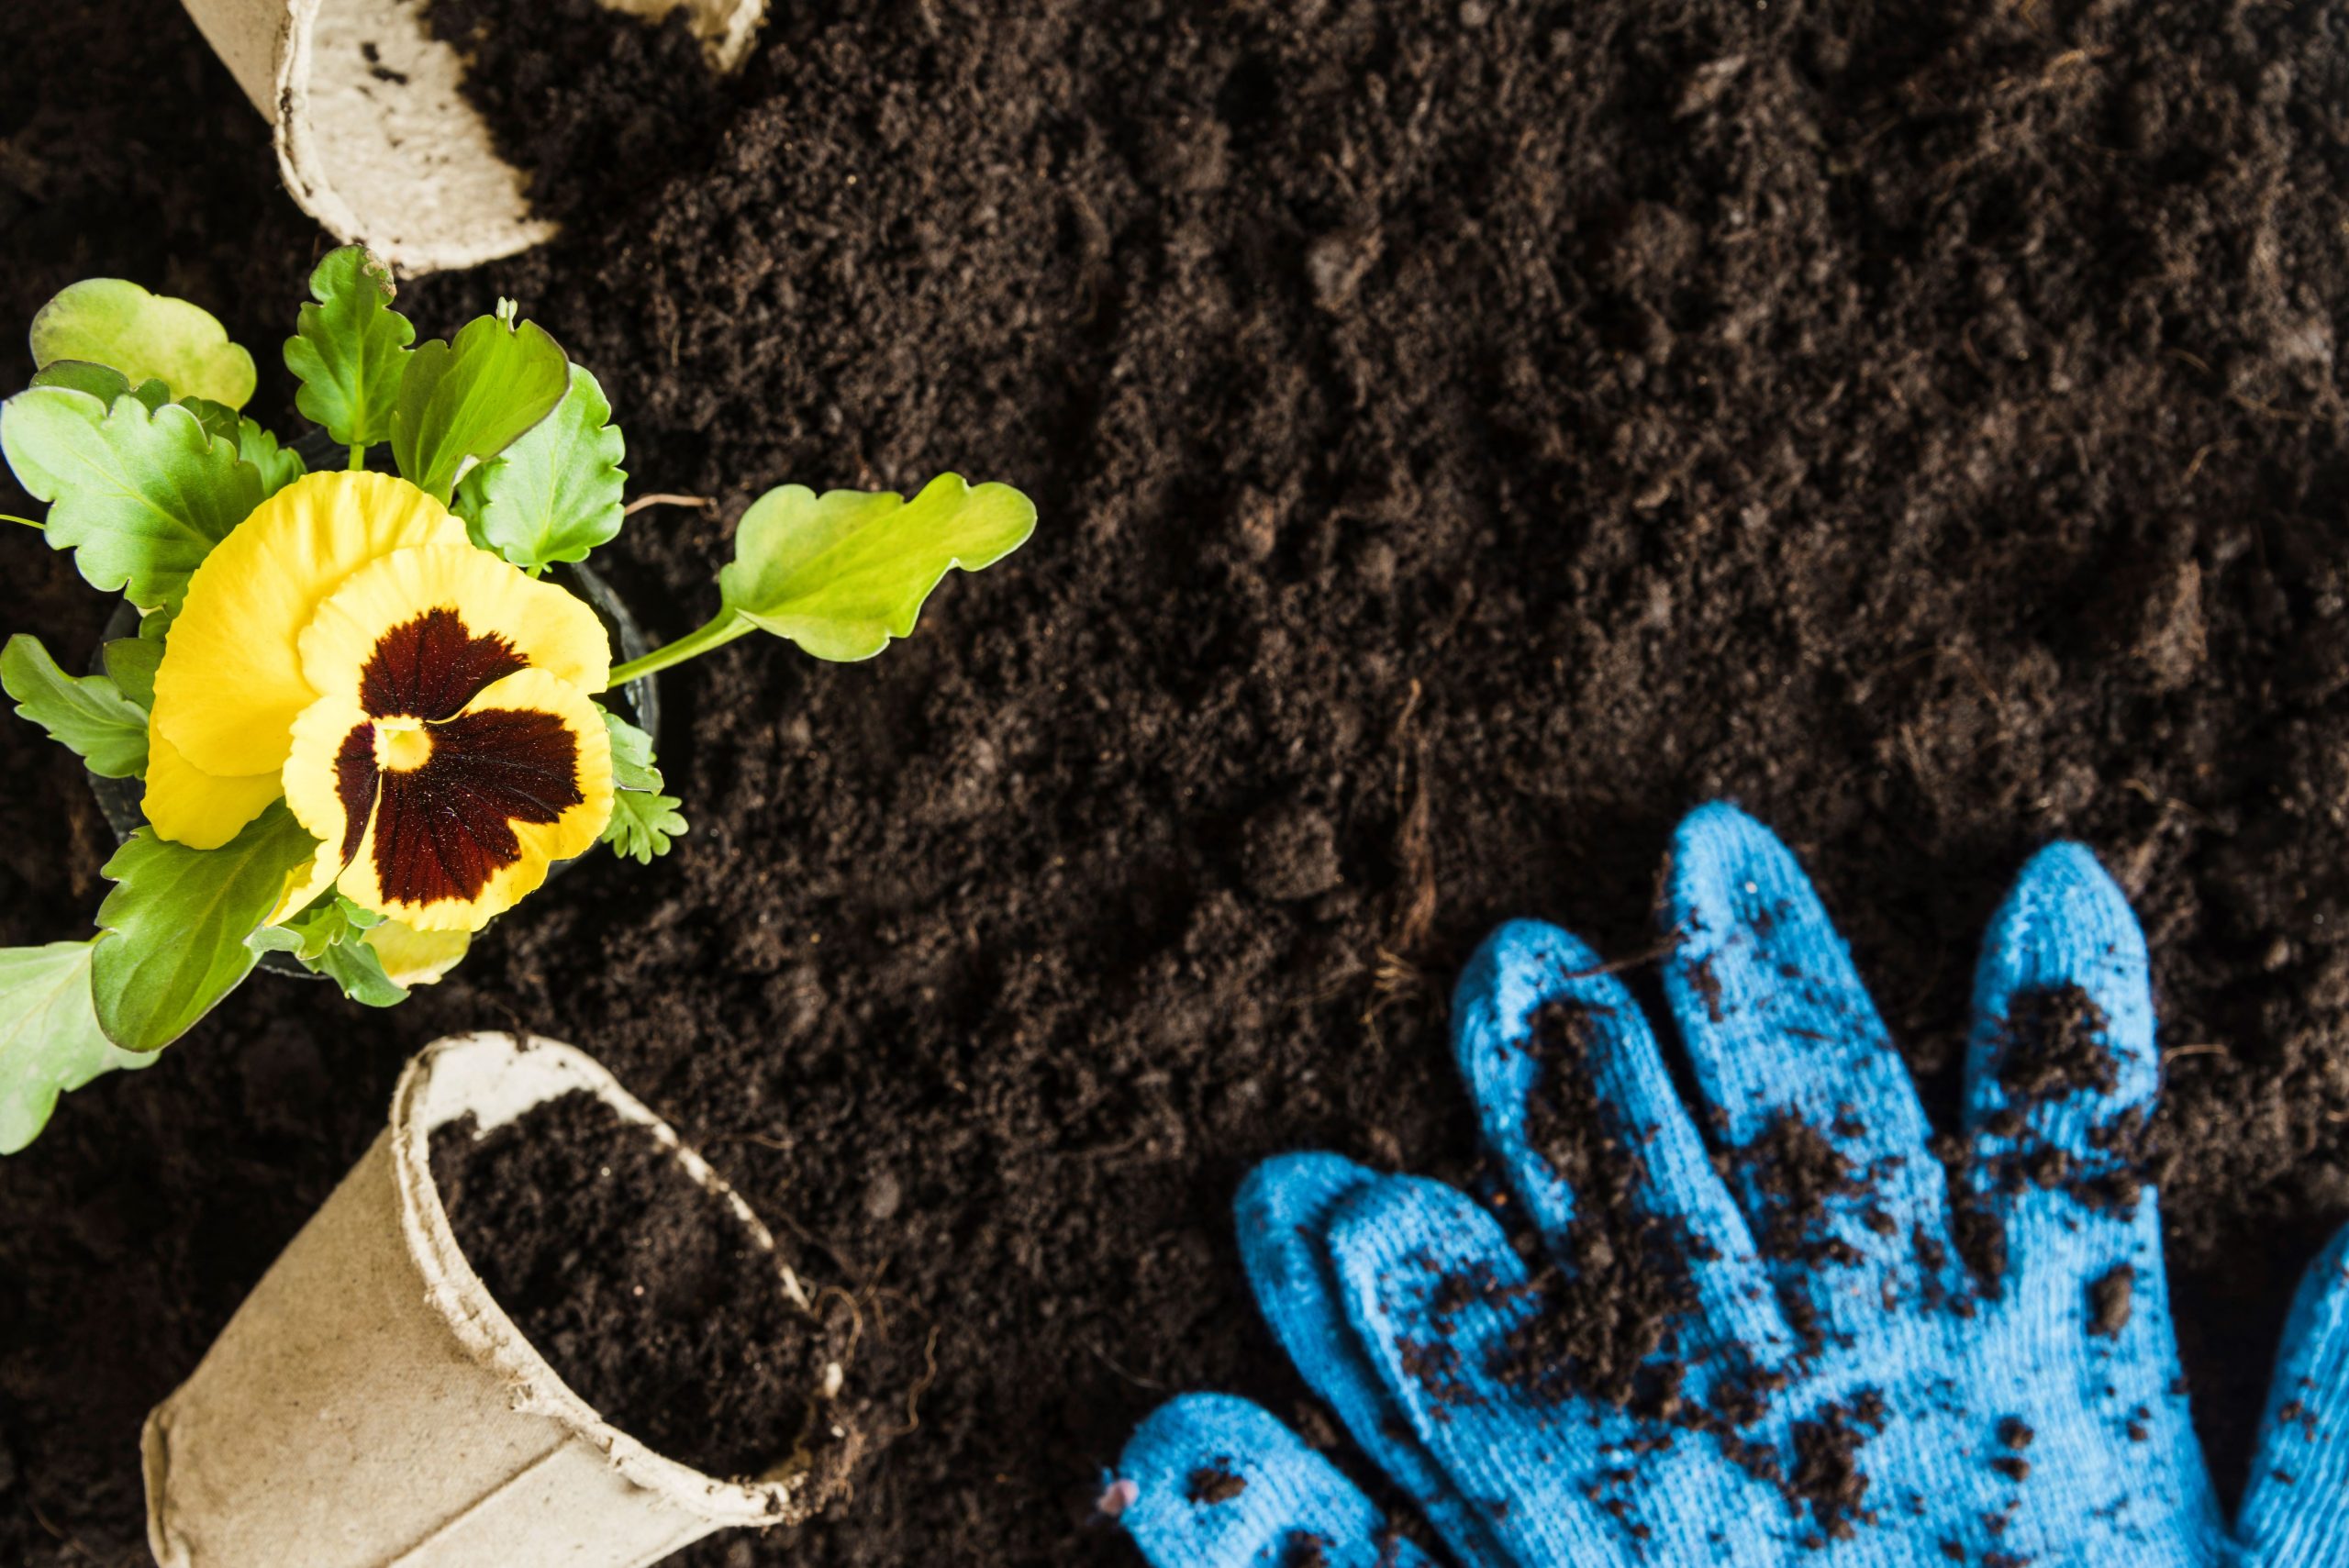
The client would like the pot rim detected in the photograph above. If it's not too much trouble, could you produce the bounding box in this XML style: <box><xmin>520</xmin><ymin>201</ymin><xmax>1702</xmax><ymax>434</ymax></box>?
<box><xmin>391</xmin><ymin>1031</ymin><xmax>834</xmax><ymax>1525</ymax></box>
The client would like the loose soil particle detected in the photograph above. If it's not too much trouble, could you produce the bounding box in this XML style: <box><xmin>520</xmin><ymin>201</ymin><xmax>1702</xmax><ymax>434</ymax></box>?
<box><xmin>1495</xmin><ymin>1001</ymin><xmax>1699</xmax><ymax>1412</ymax></box>
<box><xmin>9</xmin><ymin>1</ymin><xmax>2349</xmax><ymax>1564</ymax></box>
<box><xmin>427</xmin><ymin>1088</ymin><xmax>843</xmax><ymax>1482</ymax></box>
<box><xmin>1184</xmin><ymin>1462</ymin><xmax>1246</xmax><ymax>1506</ymax></box>
<box><xmin>2088</xmin><ymin>1263</ymin><xmax>2139</xmax><ymax>1340</ymax></box>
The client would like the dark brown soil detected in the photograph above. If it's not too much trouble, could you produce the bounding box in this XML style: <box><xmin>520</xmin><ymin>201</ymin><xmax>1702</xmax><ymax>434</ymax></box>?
<box><xmin>1498</xmin><ymin>1001</ymin><xmax>1700</xmax><ymax>1411</ymax></box>
<box><xmin>1997</xmin><ymin>984</ymin><xmax>2120</xmax><ymax>1104</ymax></box>
<box><xmin>428</xmin><ymin>1087</ymin><xmax>852</xmax><ymax>1482</ymax></box>
<box><xmin>8</xmin><ymin>1</ymin><xmax>2349</xmax><ymax>1565</ymax></box>
<box><xmin>419</xmin><ymin>0</ymin><xmax>725</xmax><ymax>229</ymax></box>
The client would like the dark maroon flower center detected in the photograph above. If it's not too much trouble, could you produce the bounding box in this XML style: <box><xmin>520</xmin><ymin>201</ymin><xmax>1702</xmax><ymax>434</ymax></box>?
<box><xmin>331</xmin><ymin>608</ymin><xmax>584</xmax><ymax>906</ymax></box>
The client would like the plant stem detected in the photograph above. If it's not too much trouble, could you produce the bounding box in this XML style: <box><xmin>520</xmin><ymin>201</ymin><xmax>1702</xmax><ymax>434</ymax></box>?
<box><xmin>348</xmin><ymin>443</ymin><xmax>365</xmax><ymax>472</ymax></box>
<box><xmin>605</xmin><ymin>613</ymin><xmax>756</xmax><ymax>688</ymax></box>
<box><xmin>0</xmin><ymin>513</ymin><xmax>43</xmax><ymax>530</ymax></box>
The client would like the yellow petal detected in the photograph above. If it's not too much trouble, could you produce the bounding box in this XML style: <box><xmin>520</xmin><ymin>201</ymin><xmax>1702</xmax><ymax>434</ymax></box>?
<box><xmin>297</xmin><ymin>543</ymin><xmax>610</xmax><ymax>710</ymax></box>
<box><xmin>140</xmin><ymin>725</ymin><xmax>282</xmax><ymax>850</ymax></box>
<box><xmin>265</xmin><ymin>835</ymin><xmax>345</xmax><ymax>928</ymax></box>
<box><xmin>153</xmin><ymin>472</ymin><xmax>466</xmax><ymax>778</ymax></box>
<box><xmin>334</xmin><ymin>667</ymin><xmax>613</xmax><ymax>933</ymax></box>
<box><xmin>362</xmin><ymin>919</ymin><xmax>471</xmax><ymax>986</ymax></box>
<box><xmin>282</xmin><ymin>687</ymin><xmax>373</xmax><ymax>863</ymax></box>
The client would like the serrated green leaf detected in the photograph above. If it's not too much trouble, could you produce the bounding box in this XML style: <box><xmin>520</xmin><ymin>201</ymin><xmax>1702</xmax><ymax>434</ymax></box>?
<box><xmin>603</xmin><ymin>789</ymin><xmax>687</xmax><ymax>864</ymax></box>
<box><xmin>337</xmin><ymin>895</ymin><xmax>385</xmax><ymax>930</ymax></box>
<box><xmin>597</xmin><ymin>704</ymin><xmax>662</xmax><ymax>792</ymax></box>
<box><xmin>391</xmin><ymin>312</ymin><xmax>569</xmax><ymax>503</ymax></box>
<box><xmin>0</xmin><ymin>942</ymin><xmax>155</xmax><ymax>1155</ymax></box>
<box><xmin>172</xmin><ymin>403</ymin><xmax>297</xmax><ymax>506</ymax></box>
<box><xmin>178</xmin><ymin>396</ymin><xmax>241</xmax><ymax>445</ymax></box>
<box><xmin>1</xmin><ymin>633</ymin><xmax>148</xmax><ymax>776</ymax></box>
<box><xmin>247</xmin><ymin>900</ymin><xmax>409</xmax><ymax>1006</ymax></box>
<box><xmin>456</xmin><ymin>363</ymin><xmax>627</xmax><ymax>573</ymax></box>
<box><xmin>718</xmin><ymin>474</ymin><xmax>1037</xmax><ymax>662</ymax></box>
<box><xmin>93</xmin><ymin>803</ymin><xmax>317</xmax><ymax>1052</ymax></box>
<box><xmin>0</xmin><ymin>388</ymin><xmax>263</xmax><ymax>610</ymax></box>
<box><xmin>30</xmin><ymin>279</ymin><xmax>256</xmax><ymax>409</ymax></box>
<box><xmin>284</xmin><ymin>246</ymin><xmax>415</xmax><ymax>450</ymax></box>
<box><xmin>103</xmin><ymin>636</ymin><xmax>160</xmax><ymax>709</ymax></box>
<box><xmin>235</xmin><ymin>418</ymin><xmax>305</xmax><ymax>497</ymax></box>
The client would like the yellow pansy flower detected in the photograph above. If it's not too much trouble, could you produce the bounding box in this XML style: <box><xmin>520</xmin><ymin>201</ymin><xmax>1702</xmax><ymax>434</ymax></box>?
<box><xmin>146</xmin><ymin>470</ymin><xmax>468</xmax><ymax>845</ymax></box>
<box><xmin>147</xmin><ymin>470</ymin><xmax>615</xmax><ymax>932</ymax></box>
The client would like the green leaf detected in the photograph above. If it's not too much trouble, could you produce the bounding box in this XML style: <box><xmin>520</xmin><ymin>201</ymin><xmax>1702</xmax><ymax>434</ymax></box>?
<box><xmin>311</xmin><ymin>938</ymin><xmax>408</xmax><ymax>1006</ymax></box>
<box><xmin>92</xmin><ymin>803</ymin><xmax>317</xmax><ymax>1052</ymax></box>
<box><xmin>595</xmin><ymin>705</ymin><xmax>680</xmax><ymax>862</ymax></box>
<box><xmin>234</xmin><ymin>417</ymin><xmax>305</xmax><ymax>498</ymax></box>
<box><xmin>31</xmin><ymin>361</ymin><xmax>134</xmax><ymax>403</ymax></box>
<box><xmin>30</xmin><ymin>363</ymin><xmax>170</xmax><ymax>415</ymax></box>
<box><xmin>1</xmin><ymin>633</ymin><xmax>148</xmax><ymax>776</ymax></box>
<box><xmin>103</xmin><ymin>636</ymin><xmax>161</xmax><ymax>709</ymax></box>
<box><xmin>30</xmin><ymin>279</ymin><xmax>257</xmax><ymax>409</ymax></box>
<box><xmin>173</xmin><ymin>402</ymin><xmax>298</xmax><ymax>504</ymax></box>
<box><xmin>391</xmin><ymin>311</ymin><xmax>569</xmax><ymax>503</ymax></box>
<box><xmin>718</xmin><ymin>474</ymin><xmax>1037</xmax><ymax>662</ymax></box>
<box><xmin>336</xmin><ymin>895</ymin><xmax>386</xmax><ymax>930</ymax></box>
<box><xmin>456</xmin><ymin>363</ymin><xmax>627</xmax><ymax>573</ymax></box>
<box><xmin>0</xmin><ymin>942</ymin><xmax>154</xmax><ymax>1156</ymax></box>
<box><xmin>178</xmin><ymin>395</ymin><xmax>241</xmax><ymax>446</ymax></box>
<box><xmin>284</xmin><ymin>246</ymin><xmax>415</xmax><ymax>450</ymax></box>
<box><xmin>246</xmin><ymin>900</ymin><xmax>408</xmax><ymax>1007</ymax></box>
<box><xmin>603</xmin><ymin>789</ymin><xmax>688</xmax><ymax>864</ymax></box>
<box><xmin>0</xmin><ymin>388</ymin><xmax>263</xmax><ymax>610</ymax></box>
<box><xmin>598</xmin><ymin>704</ymin><xmax>662</xmax><ymax>792</ymax></box>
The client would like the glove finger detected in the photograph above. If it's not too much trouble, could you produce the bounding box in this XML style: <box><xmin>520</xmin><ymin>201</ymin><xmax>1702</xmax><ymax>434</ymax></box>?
<box><xmin>1119</xmin><ymin>1393</ymin><xmax>1441</xmax><ymax>1568</ymax></box>
<box><xmin>1960</xmin><ymin>844</ymin><xmax>2168</xmax><ymax>1327</ymax></box>
<box><xmin>1238</xmin><ymin>1155</ymin><xmax>1511</xmax><ymax>1566</ymax></box>
<box><xmin>1452</xmin><ymin>917</ymin><xmax>1794</xmax><ymax>1376</ymax></box>
<box><xmin>2236</xmin><ymin>1226</ymin><xmax>2349</xmax><ymax>1568</ymax></box>
<box><xmin>1660</xmin><ymin>802</ymin><xmax>1957</xmax><ymax>1344</ymax></box>
<box><xmin>1953</xmin><ymin>844</ymin><xmax>2221</xmax><ymax>1556</ymax></box>
<box><xmin>1328</xmin><ymin>1173</ymin><xmax>1765</xmax><ymax>1562</ymax></box>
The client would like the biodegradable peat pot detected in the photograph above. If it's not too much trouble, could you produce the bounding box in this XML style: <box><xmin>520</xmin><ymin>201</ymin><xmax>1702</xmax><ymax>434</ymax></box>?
<box><xmin>141</xmin><ymin>1032</ymin><xmax>849</xmax><ymax>1568</ymax></box>
<box><xmin>174</xmin><ymin>0</ymin><xmax>763</xmax><ymax>272</ymax></box>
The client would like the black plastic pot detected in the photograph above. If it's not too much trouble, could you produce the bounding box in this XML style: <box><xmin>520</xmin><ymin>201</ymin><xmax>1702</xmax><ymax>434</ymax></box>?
<box><xmin>86</xmin><ymin>435</ymin><xmax>660</xmax><ymax>975</ymax></box>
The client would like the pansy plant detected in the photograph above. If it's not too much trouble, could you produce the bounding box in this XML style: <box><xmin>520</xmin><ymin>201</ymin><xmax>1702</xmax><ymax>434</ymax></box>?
<box><xmin>0</xmin><ymin>248</ymin><xmax>1035</xmax><ymax>1153</ymax></box>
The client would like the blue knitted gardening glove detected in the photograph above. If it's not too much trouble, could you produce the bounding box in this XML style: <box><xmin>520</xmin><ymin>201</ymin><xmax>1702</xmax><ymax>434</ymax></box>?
<box><xmin>1115</xmin><ymin>804</ymin><xmax>2349</xmax><ymax>1568</ymax></box>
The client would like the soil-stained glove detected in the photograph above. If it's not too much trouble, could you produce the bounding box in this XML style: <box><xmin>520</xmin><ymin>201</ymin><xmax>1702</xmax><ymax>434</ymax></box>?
<box><xmin>1115</xmin><ymin>804</ymin><xmax>2349</xmax><ymax>1568</ymax></box>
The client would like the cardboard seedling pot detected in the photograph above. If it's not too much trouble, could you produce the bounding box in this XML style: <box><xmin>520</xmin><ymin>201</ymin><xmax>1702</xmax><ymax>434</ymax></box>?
<box><xmin>142</xmin><ymin>1032</ymin><xmax>850</xmax><ymax>1568</ymax></box>
<box><xmin>174</xmin><ymin>0</ymin><xmax>763</xmax><ymax>272</ymax></box>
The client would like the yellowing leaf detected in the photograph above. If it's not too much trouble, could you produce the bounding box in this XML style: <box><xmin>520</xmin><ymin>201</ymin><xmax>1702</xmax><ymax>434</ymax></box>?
<box><xmin>30</xmin><ymin>279</ymin><xmax>257</xmax><ymax>409</ymax></box>
<box><xmin>718</xmin><ymin>474</ymin><xmax>1037</xmax><ymax>662</ymax></box>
